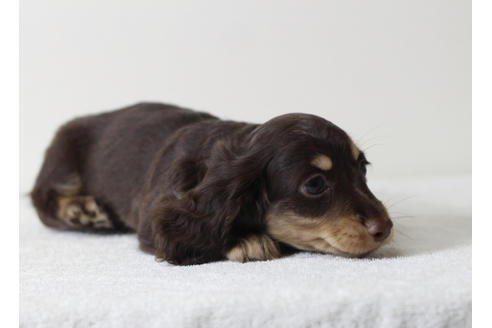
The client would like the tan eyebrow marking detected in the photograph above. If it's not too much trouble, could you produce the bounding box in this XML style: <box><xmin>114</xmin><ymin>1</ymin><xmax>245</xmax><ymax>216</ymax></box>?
<box><xmin>350</xmin><ymin>141</ymin><xmax>360</xmax><ymax>160</ymax></box>
<box><xmin>311</xmin><ymin>154</ymin><xmax>333</xmax><ymax>171</ymax></box>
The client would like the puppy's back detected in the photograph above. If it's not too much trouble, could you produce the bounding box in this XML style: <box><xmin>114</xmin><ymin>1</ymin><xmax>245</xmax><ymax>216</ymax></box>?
<box><xmin>31</xmin><ymin>102</ymin><xmax>217</xmax><ymax>230</ymax></box>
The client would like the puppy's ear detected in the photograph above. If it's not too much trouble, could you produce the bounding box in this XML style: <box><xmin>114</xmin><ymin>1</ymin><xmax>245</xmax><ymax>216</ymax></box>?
<box><xmin>151</xmin><ymin>141</ymin><xmax>271</xmax><ymax>265</ymax></box>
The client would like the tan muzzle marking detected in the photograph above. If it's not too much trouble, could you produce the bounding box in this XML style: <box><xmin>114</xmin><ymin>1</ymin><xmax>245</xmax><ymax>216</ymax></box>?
<box><xmin>266</xmin><ymin>211</ymin><xmax>386</xmax><ymax>257</ymax></box>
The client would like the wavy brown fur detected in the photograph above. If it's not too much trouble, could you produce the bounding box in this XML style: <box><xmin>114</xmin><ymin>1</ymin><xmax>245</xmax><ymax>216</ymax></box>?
<box><xmin>31</xmin><ymin>102</ymin><xmax>392</xmax><ymax>265</ymax></box>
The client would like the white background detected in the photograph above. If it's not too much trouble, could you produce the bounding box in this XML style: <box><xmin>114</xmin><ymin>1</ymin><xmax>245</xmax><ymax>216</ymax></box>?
<box><xmin>20</xmin><ymin>0</ymin><xmax>470</xmax><ymax>194</ymax></box>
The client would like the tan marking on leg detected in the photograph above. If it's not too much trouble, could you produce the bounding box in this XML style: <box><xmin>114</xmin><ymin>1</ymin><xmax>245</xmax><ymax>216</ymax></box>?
<box><xmin>311</xmin><ymin>154</ymin><xmax>333</xmax><ymax>171</ymax></box>
<box><xmin>57</xmin><ymin>195</ymin><xmax>113</xmax><ymax>229</ymax></box>
<box><xmin>54</xmin><ymin>174</ymin><xmax>82</xmax><ymax>196</ymax></box>
<box><xmin>84</xmin><ymin>199</ymin><xmax>98</xmax><ymax>213</ymax></box>
<box><xmin>226</xmin><ymin>234</ymin><xmax>280</xmax><ymax>263</ymax></box>
<box><xmin>350</xmin><ymin>141</ymin><xmax>360</xmax><ymax>160</ymax></box>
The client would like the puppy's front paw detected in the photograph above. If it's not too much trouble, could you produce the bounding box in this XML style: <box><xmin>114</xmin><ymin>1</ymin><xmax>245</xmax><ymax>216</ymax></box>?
<box><xmin>226</xmin><ymin>234</ymin><xmax>280</xmax><ymax>263</ymax></box>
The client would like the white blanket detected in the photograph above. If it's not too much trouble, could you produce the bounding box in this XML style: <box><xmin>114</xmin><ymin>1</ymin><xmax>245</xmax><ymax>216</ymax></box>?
<box><xmin>20</xmin><ymin>176</ymin><xmax>471</xmax><ymax>328</ymax></box>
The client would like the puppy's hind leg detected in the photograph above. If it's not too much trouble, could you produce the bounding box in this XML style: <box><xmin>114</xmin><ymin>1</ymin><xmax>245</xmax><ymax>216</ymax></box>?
<box><xmin>30</xmin><ymin>120</ymin><xmax>113</xmax><ymax>231</ymax></box>
<box><xmin>57</xmin><ymin>194</ymin><xmax>113</xmax><ymax>229</ymax></box>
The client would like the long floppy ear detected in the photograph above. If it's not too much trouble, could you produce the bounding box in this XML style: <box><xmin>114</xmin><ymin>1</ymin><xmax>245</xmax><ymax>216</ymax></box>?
<box><xmin>151</xmin><ymin>141</ymin><xmax>271</xmax><ymax>265</ymax></box>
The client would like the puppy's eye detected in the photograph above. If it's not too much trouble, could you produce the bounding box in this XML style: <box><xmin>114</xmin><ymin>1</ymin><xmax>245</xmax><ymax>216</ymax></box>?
<box><xmin>360</xmin><ymin>164</ymin><xmax>367</xmax><ymax>176</ymax></box>
<box><xmin>359</xmin><ymin>158</ymin><xmax>369</xmax><ymax>176</ymax></box>
<box><xmin>302</xmin><ymin>175</ymin><xmax>328</xmax><ymax>196</ymax></box>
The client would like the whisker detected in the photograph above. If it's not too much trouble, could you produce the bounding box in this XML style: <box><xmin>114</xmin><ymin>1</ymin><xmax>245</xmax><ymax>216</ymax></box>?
<box><xmin>391</xmin><ymin>215</ymin><xmax>415</xmax><ymax>220</ymax></box>
<box><xmin>385</xmin><ymin>195</ymin><xmax>416</xmax><ymax>209</ymax></box>
<box><xmin>388</xmin><ymin>211</ymin><xmax>410</xmax><ymax>216</ymax></box>
<box><xmin>380</xmin><ymin>194</ymin><xmax>411</xmax><ymax>203</ymax></box>
<box><xmin>357</xmin><ymin>137</ymin><xmax>385</xmax><ymax>148</ymax></box>
<box><xmin>354</xmin><ymin>126</ymin><xmax>385</xmax><ymax>144</ymax></box>
<box><xmin>394</xmin><ymin>230</ymin><xmax>412</xmax><ymax>239</ymax></box>
<box><xmin>362</xmin><ymin>143</ymin><xmax>385</xmax><ymax>152</ymax></box>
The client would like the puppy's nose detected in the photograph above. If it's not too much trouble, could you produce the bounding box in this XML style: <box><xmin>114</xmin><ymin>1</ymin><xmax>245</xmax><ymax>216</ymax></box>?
<box><xmin>362</xmin><ymin>217</ymin><xmax>393</xmax><ymax>242</ymax></box>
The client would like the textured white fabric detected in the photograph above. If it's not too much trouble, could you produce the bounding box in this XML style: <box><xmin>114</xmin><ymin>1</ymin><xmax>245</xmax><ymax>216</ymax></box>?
<box><xmin>20</xmin><ymin>176</ymin><xmax>471</xmax><ymax>328</ymax></box>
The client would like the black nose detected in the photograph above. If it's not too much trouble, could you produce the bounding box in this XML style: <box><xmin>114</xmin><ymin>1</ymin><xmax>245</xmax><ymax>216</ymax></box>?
<box><xmin>361</xmin><ymin>217</ymin><xmax>393</xmax><ymax>242</ymax></box>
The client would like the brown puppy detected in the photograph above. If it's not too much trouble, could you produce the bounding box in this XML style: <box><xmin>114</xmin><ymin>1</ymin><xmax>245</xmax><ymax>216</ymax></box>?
<box><xmin>31</xmin><ymin>103</ymin><xmax>393</xmax><ymax>265</ymax></box>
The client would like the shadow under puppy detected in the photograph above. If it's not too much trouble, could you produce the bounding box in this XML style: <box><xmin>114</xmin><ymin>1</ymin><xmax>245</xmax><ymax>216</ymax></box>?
<box><xmin>31</xmin><ymin>103</ymin><xmax>393</xmax><ymax>265</ymax></box>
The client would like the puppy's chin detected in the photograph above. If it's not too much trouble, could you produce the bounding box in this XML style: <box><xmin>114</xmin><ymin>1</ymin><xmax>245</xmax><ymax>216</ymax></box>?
<box><xmin>266</xmin><ymin>211</ymin><xmax>392</xmax><ymax>258</ymax></box>
<box><xmin>308</xmin><ymin>238</ymin><xmax>382</xmax><ymax>258</ymax></box>
<box><xmin>282</xmin><ymin>236</ymin><xmax>379</xmax><ymax>258</ymax></box>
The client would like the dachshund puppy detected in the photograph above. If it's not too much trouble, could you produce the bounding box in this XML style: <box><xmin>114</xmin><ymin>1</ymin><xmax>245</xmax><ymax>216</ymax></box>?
<box><xmin>31</xmin><ymin>102</ymin><xmax>393</xmax><ymax>265</ymax></box>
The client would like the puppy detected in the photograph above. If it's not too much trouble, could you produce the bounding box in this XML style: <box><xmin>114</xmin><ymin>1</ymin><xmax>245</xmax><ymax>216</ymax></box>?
<box><xmin>31</xmin><ymin>102</ymin><xmax>393</xmax><ymax>265</ymax></box>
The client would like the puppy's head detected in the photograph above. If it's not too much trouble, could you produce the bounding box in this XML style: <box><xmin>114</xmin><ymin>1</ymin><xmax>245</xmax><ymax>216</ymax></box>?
<box><xmin>252</xmin><ymin>113</ymin><xmax>393</xmax><ymax>257</ymax></box>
